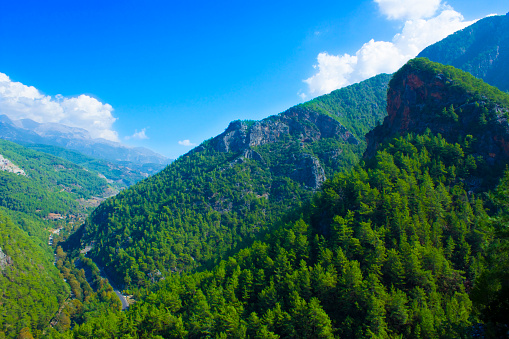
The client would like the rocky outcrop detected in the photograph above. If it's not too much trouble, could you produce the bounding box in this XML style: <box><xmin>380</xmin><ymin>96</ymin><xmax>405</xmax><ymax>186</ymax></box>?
<box><xmin>207</xmin><ymin>107</ymin><xmax>359</xmax><ymax>190</ymax></box>
<box><xmin>204</xmin><ymin>106</ymin><xmax>360</xmax><ymax>190</ymax></box>
<box><xmin>213</xmin><ymin>107</ymin><xmax>358</xmax><ymax>154</ymax></box>
<box><xmin>366</xmin><ymin>58</ymin><xmax>509</xmax><ymax>165</ymax></box>
<box><xmin>288</xmin><ymin>153</ymin><xmax>326</xmax><ymax>188</ymax></box>
<box><xmin>0</xmin><ymin>246</ymin><xmax>12</xmax><ymax>270</ymax></box>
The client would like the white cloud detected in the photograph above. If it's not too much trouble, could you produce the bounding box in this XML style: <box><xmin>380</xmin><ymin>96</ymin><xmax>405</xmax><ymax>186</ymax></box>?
<box><xmin>178</xmin><ymin>139</ymin><xmax>197</xmax><ymax>147</ymax></box>
<box><xmin>375</xmin><ymin>0</ymin><xmax>441</xmax><ymax>20</ymax></box>
<box><xmin>125</xmin><ymin>128</ymin><xmax>149</xmax><ymax>140</ymax></box>
<box><xmin>0</xmin><ymin>73</ymin><xmax>119</xmax><ymax>141</ymax></box>
<box><xmin>304</xmin><ymin>53</ymin><xmax>357</xmax><ymax>95</ymax></box>
<box><xmin>303</xmin><ymin>3</ymin><xmax>476</xmax><ymax>96</ymax></box>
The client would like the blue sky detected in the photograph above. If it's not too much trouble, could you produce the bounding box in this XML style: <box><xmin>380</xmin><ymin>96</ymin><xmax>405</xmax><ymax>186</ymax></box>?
<box><xmin>0</xmin><ymin>0</ymin><xmax>507</xmax><ymax>159</ymax></box>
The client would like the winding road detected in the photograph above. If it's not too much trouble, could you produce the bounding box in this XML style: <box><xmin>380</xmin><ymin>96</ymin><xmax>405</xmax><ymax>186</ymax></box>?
<box><xmin>80</xmin><ymin>247</ymin><xmax>129</xmax><ymax>310</ymax></box>
<box><xmin>98</xmin><ymin>267</ymin><xmax>129</xmax><ymax>310</ymax></box>
<box><xmin>113</xmin><ymin>290</ymin><xmax>129</xmax><ymax>310</ymax></box>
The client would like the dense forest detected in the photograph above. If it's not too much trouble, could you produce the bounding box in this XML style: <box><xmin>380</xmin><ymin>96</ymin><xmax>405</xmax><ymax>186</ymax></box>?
<box><xmin>78</xmin><ymin>74</ymin><xmax>391</xmax><ymax>288</ymax></box>
<box><xmin>51</xmin><ymin>58</ymin><xmax>509</xmax><ymax>338</ymax></box>
<box><xmin>66</xmin><ymin>128</ymin><xmax>508</xmax><ymax>338</ymax></box>
<box><xmin>0</xmin><ymin>212</ymin><xmax>68</xmax><ymax>338</ymax></box>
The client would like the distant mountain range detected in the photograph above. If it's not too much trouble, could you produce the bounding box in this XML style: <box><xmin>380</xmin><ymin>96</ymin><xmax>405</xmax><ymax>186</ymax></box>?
<box><xmin>0</xmin><ymin>114</ymin><xmax>169</xmax><ymax>166</ymax></box>
<box><xmin>418</xmin><ymin>12</ymin><xmax>509</xmax><ymax>92</ymax></box>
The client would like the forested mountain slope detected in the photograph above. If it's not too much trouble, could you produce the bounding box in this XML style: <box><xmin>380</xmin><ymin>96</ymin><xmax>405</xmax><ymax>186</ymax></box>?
<box><xmin>67</xmin><ymin>59</ymin><xmax>509</xmax><ymax>338</ymax></box>
<box><xmin>0</xmin><ymin>139</ymin><xmax>110</xmax><ymax>222</ymax></box>
<box><xmin>0</xmin><ymin>140</ymin><xmax>128</xmax><ymax>338</ymax></box>
<box><xmin>24</xmin><ymin>143</ymin><xmax>158</xmax><ymax>189</ymax></box>
<box><xmin>418</xmin><ymin>13</ymin><xmax>509</xmax><ymax>92</ymax></box>
<box><xmin>78</xmin><ymin>74</ymin><xmax>391</xmax><ymax>288</ymax></box>
<box><xmin>367</xmin><ymin>58</ymin><xmax>509</xmax><ymax>189</ymax></box>
<box><xmin>0</xmin><ymin>212</ymin><xmax>69</xmax><ymax>338</ymax></box>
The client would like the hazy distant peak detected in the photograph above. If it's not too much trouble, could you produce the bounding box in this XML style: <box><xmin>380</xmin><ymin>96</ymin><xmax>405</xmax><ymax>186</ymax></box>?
<box><xmin>0</xmin><ymin>113</ymin><xmax>169</xmax><ymax>165</ymax></box>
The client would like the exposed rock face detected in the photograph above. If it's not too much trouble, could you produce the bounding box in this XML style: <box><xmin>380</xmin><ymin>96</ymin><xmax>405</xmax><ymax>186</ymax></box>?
<box><xmin>0</xmin><ymin>246</ymin><xmax>12</xmax><ymax>270</ymax></box>
<box><xmin>366</xmin><ymin>59</ymin><xmax>509</xmax><ymax>165</ymax></box>
<box><xmin>209</xmin><ymin>107</ymin><xmax>358</xmax><ymax>189</ymax></box>
<box><xmin>213</xmin><ymin>107</ymin><xmax>358</xmax><ymax>154</ymax></box>
<box><xmin>288</xmin><ymin>153</ymin><xmax>326</xmax><ymax>188</ymax></box>
<box><xmin>242</xmin><ymin>149</ymin><xmax>264</xmax><ymax>162</ymax></box>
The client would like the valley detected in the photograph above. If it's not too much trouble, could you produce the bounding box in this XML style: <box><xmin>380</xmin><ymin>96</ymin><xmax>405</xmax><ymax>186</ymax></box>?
<box><xmin>1</xmin><ymin>10</ymin><xmax>509</xmax><ymax>339</ymax></box>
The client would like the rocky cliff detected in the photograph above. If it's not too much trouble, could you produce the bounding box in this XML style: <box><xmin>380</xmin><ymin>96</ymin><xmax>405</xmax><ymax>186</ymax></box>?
<box><xmin>366</xmin><ymin>58</ymin><xmax>509</xmax><ymax>167</ymax></box>
<box><xmin>206</xmin><ymin>107</ymin><xmax>358</xmax><ymax>189</ymax></box>
<box><xmin>213</xmin><ymin>107</ymin><xmax>358</xmax><ymax>154</ymax></box>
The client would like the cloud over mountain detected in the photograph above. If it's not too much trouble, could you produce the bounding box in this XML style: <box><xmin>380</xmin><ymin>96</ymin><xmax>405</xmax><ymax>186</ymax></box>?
<box><xmin>0</xmin><ymin>72</ymin><xmax>118</xmax><ymax>141</ymax></box>
<box><xmin>303</xmin><ymin>1</ymin><xmax>476</xmax><ymax>96</ymax></box>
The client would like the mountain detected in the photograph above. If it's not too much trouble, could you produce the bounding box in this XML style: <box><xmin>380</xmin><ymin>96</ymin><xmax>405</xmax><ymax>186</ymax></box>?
<box><xmin>0</xmin><ymin>139</ymin><xmax>111</xmax><ymax>214</ymax></box>
<box><xmin>367</xmin><ymin>57</ymin><xmax>509</xmax><ymax>189</ymax></box>
<box><xmin>65</xmin><ymin>60</ymin><xmax>509</xmax><ymax>338</ymax></box>
<box><xmin>0</xmin><ymin>114</ymin><xmax>170</xmax><ymax>178</ymax></box>
<box><xmin>23</xmin><ymin>144</ymin><xmax>159</xmax><ymax>188</ymax></box>
<box><xmin>0</xmin><ymin>138</ymin><xmax>120</xmax><ymax>246</ymax></box>
<box><xmin>76</xmin><ymin>73</ymin><xmax>391</xmax><ymax>287</ymax></box>
<box><xmin>418</xmin><ymin>13</ymin><xmax>509</xmax><ymax>92</ymax></box>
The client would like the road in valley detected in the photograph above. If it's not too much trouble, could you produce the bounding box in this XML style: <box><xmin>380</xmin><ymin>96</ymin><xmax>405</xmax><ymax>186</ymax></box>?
<box><xmin>80</xmin><ymin>246</ymin><xmax>129</xmax><ymax>310</ymax></box>
<box><xmin>97</xmin><ymin>266</ymin><xmax>129</xmax><ymax>310</ymax></box>
<box><xmin>113</xmin><ymin>290</ymin><xmax>129</xmax><ymax>310</ymax></box>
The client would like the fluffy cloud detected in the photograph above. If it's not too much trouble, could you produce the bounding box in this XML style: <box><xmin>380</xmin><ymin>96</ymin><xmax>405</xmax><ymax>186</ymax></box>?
<box><xmin>126</xmin><ymin>128</ymin><xmax>149</xmax><ymax>140</ymax></box>
<box><xmin>303</xmin><ymin>53</ymin><xmax>357</xmax><ymax>96</ymax></box>
<box><xmin>304</xmin><ymin>2</ymin><xmax>476</xmax><ymax>96</ymax></box>
<box><xmin>374</xmin><ymin>0</ymin><xmax>441</xmax><ymax>20</ymax></box>
<box><xmin>178</xmin><ymin>139</ymin><xmax>197</xmax><ymax>147</ymax></box>
<box><xmin>0</xmin><ymin>73</ymin><xmax>118</xmax><ymax>141</ymax></box>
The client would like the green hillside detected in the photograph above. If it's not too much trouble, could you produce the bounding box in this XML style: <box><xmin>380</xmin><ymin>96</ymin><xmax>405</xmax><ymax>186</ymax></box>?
<box><xmin>0</xmin><ymin>140</ymin><xmax>127</xmax><ymax>337</ymax></box>
<box><xmin>24</xmin><ymin>143</ymin><xmax>161</xmax><ymax>188</ymax></box>
<box><xmin>62</xmin><ymin>60</ymin><xmax>509</xmax><ymax>338</ymax></box>
<box><xmin>0</xmin><ymin>212</ymin><xmax>69</xmax><ymax>339</ymax></box>
<box><xmin>367</xmin><ymin>58</ymin><xmax>509</xmax><ymax>186</ymax></box>
<box><xmin>300</xmin><ymin>73</ymin><xmax>391</xmax><ymax>138</ymax></box>
<box><xmin>77</xmin><ymin>74</ymin><xmax>391</xmax><ymax>288</ymax></box>
<box><xmin>0</xmin><ymin>139</ymin><xmax>109</xmax><ymax>215</ymax></box>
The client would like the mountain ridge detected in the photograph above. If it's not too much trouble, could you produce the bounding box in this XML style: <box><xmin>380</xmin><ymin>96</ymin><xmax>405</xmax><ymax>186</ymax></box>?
<box><xmin>77</xmin><ymin>74</ymin><xmax>391</xmax><ymax>287</ymax></box>
<box><xmin>418</xmin><ymin>13</ymin><xmax>509</xmax><ymax>92</ymax></box>
<box><xmin>0</xmin><ymin>113</ymin><xmax>169</xmax><ymax>167</ymax></box>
